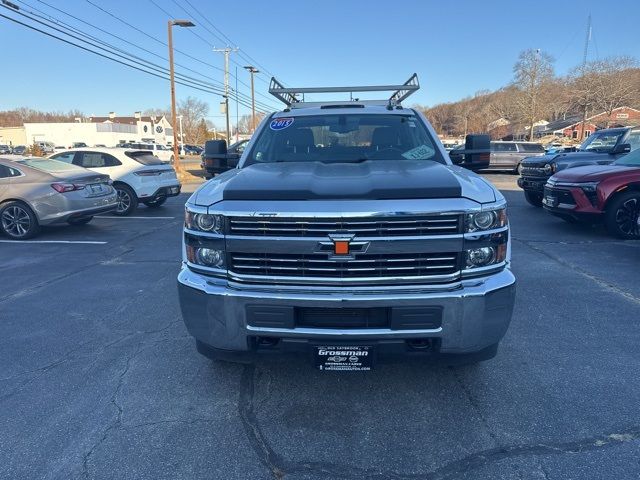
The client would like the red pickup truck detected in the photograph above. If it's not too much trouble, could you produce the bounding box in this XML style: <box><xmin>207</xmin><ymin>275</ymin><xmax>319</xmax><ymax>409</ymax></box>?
<box><xmin>542</xmin><ymin>147</ymin><xmax>640</xmax><ymax>239</ymax></box>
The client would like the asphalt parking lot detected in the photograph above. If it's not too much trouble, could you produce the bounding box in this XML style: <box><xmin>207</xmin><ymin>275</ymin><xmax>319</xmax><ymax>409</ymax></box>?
<box><xmin>1</xmin><ymin>173</ymin><xmax>640</xmax><ymax>480</ymax></box>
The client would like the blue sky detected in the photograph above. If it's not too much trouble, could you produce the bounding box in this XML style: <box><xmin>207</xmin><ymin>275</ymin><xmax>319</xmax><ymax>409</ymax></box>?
<box><xmin>1</xmin><ymin>0</ymin><xmax>639</xmax><ymax>128</ymax></box>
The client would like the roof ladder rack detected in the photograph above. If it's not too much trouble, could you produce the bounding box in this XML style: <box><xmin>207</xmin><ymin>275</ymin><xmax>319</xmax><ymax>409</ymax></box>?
<box><xmin>268</xmin><ymin>74</ymin><xmax>420</xmax><ymax>108</ymax></box>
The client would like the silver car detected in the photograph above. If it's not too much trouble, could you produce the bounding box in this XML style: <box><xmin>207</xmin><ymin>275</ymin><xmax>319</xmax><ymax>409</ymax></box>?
<box><xmin>0</xmin><ymin>157</ymin><xmax>117</xmax><ymax>239</ymax></box>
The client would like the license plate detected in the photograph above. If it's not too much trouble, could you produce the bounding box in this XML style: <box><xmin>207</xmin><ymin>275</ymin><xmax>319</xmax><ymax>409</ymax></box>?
<box><xmin>314</xmin><ymin>345</ymin><xmax>373</xmax><ymax>371</ymax></box>
<box><xmin>543</xmin><ymin>195</ymin><xmax>558</xmax><ymax>207</ymax></box>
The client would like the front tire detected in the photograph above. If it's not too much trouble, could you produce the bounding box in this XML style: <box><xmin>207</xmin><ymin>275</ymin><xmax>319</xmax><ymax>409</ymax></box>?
<box><xmin>114</xmin><ymin>184</ymin><xmax>138</xmax><ymax>216</ymax></box>
<box><xmin>0</xmin><ymin>201</ymin><xmax>40</xmax><ymax>239</ymax></box>
<box><xmin>605</xmin><ymin>191</ymin><xmax>640</xmax><ymax>239</ymax></box>
<box><xmin>524</xmin><ymin>190</ymin><xmax>543</xmax><ymax>207</ymax></box>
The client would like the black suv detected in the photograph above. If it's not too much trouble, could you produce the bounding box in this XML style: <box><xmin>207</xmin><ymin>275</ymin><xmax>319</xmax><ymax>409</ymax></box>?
<box><xmin>517</xmin><ymin>126</ymin><xmax>640</xmax><ymax>206</ymax></box>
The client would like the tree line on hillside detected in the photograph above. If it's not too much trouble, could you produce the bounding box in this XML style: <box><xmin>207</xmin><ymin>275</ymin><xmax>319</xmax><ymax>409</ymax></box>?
<box><xmin>417</xmin><ymin>50</ymin><xmax>640</xmax><ymax>140</ymax></box>
<box><xmin>0</xmin><ymin>97</ymin><xmax>263</xmax><ymax>146</ymax></box>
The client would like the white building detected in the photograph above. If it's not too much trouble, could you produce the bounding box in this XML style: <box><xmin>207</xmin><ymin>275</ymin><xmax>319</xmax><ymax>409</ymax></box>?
<box><xmin>19</xmin><ymin>112</ymin><xmax>174</xmax><ymax>148</ymax></box>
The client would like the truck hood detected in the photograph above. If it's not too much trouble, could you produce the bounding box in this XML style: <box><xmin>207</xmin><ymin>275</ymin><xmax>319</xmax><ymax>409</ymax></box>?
<box><xmin>191</xmin><ymin>161</ymin><xmax>496</xmax><ymax>206</ymax></box>
<box><xmin>551</xmin><ymin>164</ymin><xmax>639</xmax><ymax>182</ymax></box>
<box><xmin>521</xmin><ymin>151</ymin><xmax>613</xmax><ymax>167</ymax></box>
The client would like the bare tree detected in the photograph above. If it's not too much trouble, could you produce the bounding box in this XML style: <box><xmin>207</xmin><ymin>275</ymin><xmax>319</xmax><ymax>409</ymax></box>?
<box><xmin>177</xmin><ymin>97</ymin><xmax>209</xmax><ymax>144</ymax></box>
<box><xmin>513</xmin><ymin>49</ymin><xmax>555</xmax><ymax>140</ymax></box>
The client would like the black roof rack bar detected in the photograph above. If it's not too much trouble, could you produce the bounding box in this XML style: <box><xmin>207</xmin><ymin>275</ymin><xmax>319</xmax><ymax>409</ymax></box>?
<box><xmin>268</xmin><ymin>74</ymin><xmax>420</xmax><ymax>107</ymax></box>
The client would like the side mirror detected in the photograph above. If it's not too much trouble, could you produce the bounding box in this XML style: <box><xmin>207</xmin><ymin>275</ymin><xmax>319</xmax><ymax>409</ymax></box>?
<box><xmin>204</xmin><ymin>140</ymin><xmax>228</xmax><ymax>155</ymax></box>
<box><xmin>612</xmin><ymin>143</ymin><xmax>631</xmax><ymax>155</ymax></box>
<box><xmin>448</xmin><ymin>134</ymin><xmax>491</xmax><ymax>171</ymax></box>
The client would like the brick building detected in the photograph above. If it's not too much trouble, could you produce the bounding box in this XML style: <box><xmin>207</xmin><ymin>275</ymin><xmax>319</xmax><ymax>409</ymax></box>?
<box><xmin>562</xmin><ymin>106</ymin><xmax>640</xmax><ymax>139</ymax></box>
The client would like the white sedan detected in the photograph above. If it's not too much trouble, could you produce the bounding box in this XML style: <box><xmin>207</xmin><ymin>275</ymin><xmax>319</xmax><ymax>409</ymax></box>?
<box><xmin>49</xmin><ymin>148</ymin><xmax>181</xmax><ymax>215</ymax></box>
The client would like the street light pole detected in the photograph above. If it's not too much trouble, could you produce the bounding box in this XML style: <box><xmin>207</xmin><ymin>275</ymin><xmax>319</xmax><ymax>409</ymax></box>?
<box><xmin>244</xmin><ymin>66</ymin><xmax>259</xmax><ymax>132</ymax></box>
<box><xmin>167</xmin><ymin>19</ymin><xmax>194</xmax><ymax>173</ymax></box>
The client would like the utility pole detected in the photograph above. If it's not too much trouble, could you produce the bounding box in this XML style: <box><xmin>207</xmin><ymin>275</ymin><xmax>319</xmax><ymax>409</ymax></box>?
<box><xmin>167</xmin><ymin>19</ymin><xmax>195</xmax><ymax>172</ymax></box>
<box><xmin>213</xmin><ymin>47</ymin><xmax>238</xmax><ymax>145</ymax></box>
<box><xmin>244</xmin><ymin>65</ymin><xmax>259</xmax><ymax>132</ymax></box>
<box><xmin>579</xmin><ymin>14</ymin><xmax>592</xmax><ymax>141</ymax></box>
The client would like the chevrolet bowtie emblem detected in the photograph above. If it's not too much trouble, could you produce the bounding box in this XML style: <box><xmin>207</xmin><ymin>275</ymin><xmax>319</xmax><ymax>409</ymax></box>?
<box><xmin>316</xmin><ymin>234</ymin><xmax>369</xmax><ymax>260</ymax></box>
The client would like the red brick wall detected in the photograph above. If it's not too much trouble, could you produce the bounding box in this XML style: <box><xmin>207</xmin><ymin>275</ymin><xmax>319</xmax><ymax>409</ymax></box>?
<box><xmin>589</xmin><ymin>107</ymin><xmax>640</xmax><ymax>127</ymax></box>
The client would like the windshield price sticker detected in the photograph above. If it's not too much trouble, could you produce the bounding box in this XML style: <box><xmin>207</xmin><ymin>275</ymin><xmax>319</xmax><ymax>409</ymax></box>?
<box><xmin>315</xmin><ymin>346</ymin><xmax>373</xmax><ymax>371</ymax></box>
<box><xmin>402</xmin><ymin>144</ymin><xmax>436</xmax><ymax>160</ymax></box>
<box><xmin>270</xmin><ymin>117</ymin><xmax>294</xmax><ymax>130</ymax></box>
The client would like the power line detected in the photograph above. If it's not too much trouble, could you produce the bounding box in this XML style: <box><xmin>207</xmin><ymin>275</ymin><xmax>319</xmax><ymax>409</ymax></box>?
<box><xmin>146</xmin><ymin>0</ymin><xmax>280</xmax><ymax>110</ymax></box>
<box><xmin>0</xmin><ymin>9</ymin><xmax>266</xmax><ymax>114</ymax></box>
<box><xmin>80</xmin><ymin>0</ymin><xmax>272</xmax><ymax>111</ymax></box>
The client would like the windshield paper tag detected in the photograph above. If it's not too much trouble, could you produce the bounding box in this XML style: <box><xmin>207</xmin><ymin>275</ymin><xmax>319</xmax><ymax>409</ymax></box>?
<box><xmin>270</xmin><ymin>117</ymin><xmax>294</xmax><ymax>130</ymax></box>
<box><xmin>402</xmin><ymin>144</ymin><xmax>435</xmax><ymax>160</ymax></box>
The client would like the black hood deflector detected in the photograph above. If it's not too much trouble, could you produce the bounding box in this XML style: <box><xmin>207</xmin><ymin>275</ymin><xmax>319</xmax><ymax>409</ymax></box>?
<box><xmin>222</xmin><ymin>161</ymin><xmax>462</xmax><ymax>201</ymax></box>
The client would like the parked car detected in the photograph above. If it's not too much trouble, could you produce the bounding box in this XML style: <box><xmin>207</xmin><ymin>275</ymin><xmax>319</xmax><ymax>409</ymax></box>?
<box><xmin>486</xmin><ymin>141</ymin><xmax>545</xmax><ymax>173</ymax></box>
<box><xmin>72</xmin><ymin>142</ymin><xmax>88</xmax><ymax>148</ymax></box>
<box><xmin>36</xmin><ymin>141</ymin><xmax>55</xmax><ymax>154</ymax></box>
<box><xmin>118</xmin><ymin>142</ymin><xmax>175</xmax><ymax>164</ymax></box>
<box><xmin>542</xmin><ymin>147</ymin><xmax>640</xmax><ymax>238</ymax></box>
<box><xmin>179</xmin><ymin>75</ymin><xmax>515</xmax><ymax>368</ymax></box>
<box><xmin>11</xmin><ymin>145</ymin><xmax>27</xmax><ymax>155</ymax></box>
<box><xmin>0</xmin><ymin>145</ymin><xmax>11</xmax><ymax>154</ymax></box>
<box><xmin>518</xmin><ymin>126</ymin><xmax>640</xmax><ymax>207</ymax></box>
<box><xmin>0</xmin><ymin>156</ymin><xmax>117</xmax><ymax>239</ymax></box>
<box><xmin>49</xmin><ymin>148</ymin><xmax>181</xmax><ymax>215</ymax></box>
<box><xmin>200</xmin><ymin>139</ymin><xmax>248</xmax><ymax>178</ymax></box>
<box><xmin>53</xmin><ymin>146</ymin><xmax>67</xmax><ymax>151</ymax></box>
<box><xmin>183</xmin><ymin>144</ymin><xmax>203</xmax><ymax>155</ymax></box>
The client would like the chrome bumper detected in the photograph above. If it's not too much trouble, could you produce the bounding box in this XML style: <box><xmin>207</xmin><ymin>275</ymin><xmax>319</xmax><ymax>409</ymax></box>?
<box><xmin>177</xmin><ymin>266</ymin><xmax>516</xmax><ymax>355</ymax></box>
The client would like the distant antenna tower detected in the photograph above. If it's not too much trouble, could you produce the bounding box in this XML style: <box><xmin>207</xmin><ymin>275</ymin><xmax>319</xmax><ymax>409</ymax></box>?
<box><xmin>582</xmin><ymin>14</ymin><xmax>592</xmax><ymax>67</ymax></box>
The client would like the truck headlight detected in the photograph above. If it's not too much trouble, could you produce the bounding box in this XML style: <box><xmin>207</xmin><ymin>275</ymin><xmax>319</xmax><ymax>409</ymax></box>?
<box><xmin>185</xmin><ymin>210</ymin><xmax>224</xmax><ymax>234</ymax></box>
<box><xmin>466</xmin><ymin>208</ymin><xmax>507</xmax><ymax>233</ymax></box>
<box><xmin>186</xmin><ymin>245</ymin><xmax>226</xmax><ymax>269</ymax></box>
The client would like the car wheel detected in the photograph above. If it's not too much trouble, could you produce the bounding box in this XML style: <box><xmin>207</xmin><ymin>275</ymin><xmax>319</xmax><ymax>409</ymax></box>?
<box><xmin>524</xmin><ymin>190</ymin><xmax>543</xmax><ymax>207</ymax></box>
<box><xmin>605</xmin><ymin>191</ymin><xmax>640</xmax><ymax>239</ymax></box>
<box><xmin>114</xmin><ymin>184</ymin><xmax>138</xmax><ymax>216</ymax></box>
<box><xmin>68</xmin><ymin>216</ymin><xmax>93</xmax><ymax>226</ymax></box>
<box><xmin>0</xmin><ymin>201</ymin><xmax>40</xmax><ymax>239</ymax></box>
<box><xmin>143</xmin><ymin>197</ymin><xmax>167</xmax><ymax>208</ymax></box>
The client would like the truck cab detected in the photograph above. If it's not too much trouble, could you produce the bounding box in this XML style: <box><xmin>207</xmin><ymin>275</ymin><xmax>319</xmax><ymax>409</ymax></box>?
<box><xmin>178</xmin><ymin>75</ymin><xmax>516</xmax><ymax>370</ymax></box>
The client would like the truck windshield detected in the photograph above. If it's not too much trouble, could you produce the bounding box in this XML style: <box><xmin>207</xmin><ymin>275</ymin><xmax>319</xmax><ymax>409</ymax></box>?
<box><xmin>245</xmin><ymin>114</ymin><xmax>445</xmax><ymax>165</ymax></box>
<box><xmin>580</xmin><ymin>131</ymin><xmax>625</xmax><ymax>152</ymax></box>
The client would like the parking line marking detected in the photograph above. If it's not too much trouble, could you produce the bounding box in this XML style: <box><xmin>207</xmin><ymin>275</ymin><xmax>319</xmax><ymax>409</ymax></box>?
<box><xmin>96</xmin><ymin>216</ymin><xmax>175</xmax><ymax>220</ymax></box>
<box><xmin>0</xmin><ymin>240</ymin><xmax>107</xmax><ymax>245</ymax></box>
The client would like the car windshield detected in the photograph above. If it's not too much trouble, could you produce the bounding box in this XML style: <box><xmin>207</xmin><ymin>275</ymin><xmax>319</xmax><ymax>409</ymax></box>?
<box><xmin>246</xmin><ymin>113</ymin><xmax>445</xmax><ymax>165</ymax></box>
<box><xmin>17</xmin><ymin>158</ymin><xmax>87</xmax><ymax>173</ymax></box>
<box><xmin>580</xmin><ymin>131</ymin><xmax>625</xmax><ymax>152</ymax></box>
<box><xmin>614</xmin><ymin>148</ymin><xmax>640</xmax><ymax>166</ymax></box>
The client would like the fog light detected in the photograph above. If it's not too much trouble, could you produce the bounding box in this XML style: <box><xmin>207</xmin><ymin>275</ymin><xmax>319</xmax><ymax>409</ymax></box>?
<box><xmin>466</xmin><ymin>247</ymin><xmax>496</xmax><ymax>268</ymax></box>
<box><xmin>196</xmin><ymin>248</ymin><xmax>224</xmax><ymax>268</ymax></box>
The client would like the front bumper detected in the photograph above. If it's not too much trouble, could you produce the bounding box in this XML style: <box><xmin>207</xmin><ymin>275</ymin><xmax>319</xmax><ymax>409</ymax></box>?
<box><xmin>542</xmin><ymin>186</ymin><xmax>603</xmax><ymax>222</ymax></box>
<box><xmin>517</xmin><ymin>176</ymin><xmax>548</xmax><ymax>192</ymax></box>
<box><xmin>177</xmin><ymin>267</ymin><xmax>516</xmax><ymax>357</ymax></box>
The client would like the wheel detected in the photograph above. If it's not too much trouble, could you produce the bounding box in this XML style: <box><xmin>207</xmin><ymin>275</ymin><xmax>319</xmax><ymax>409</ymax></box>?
<box><xmin>605</xmin><ymin>191</ymin><xmax>640</xmax><ymax>239</ymax></box>
<box><xmin>143</xmin><ymin>197</ymin><xmax>167</xmax><ymax>208</ymax></box>
<box><xmin>0</xmin><ymin>201</ymin><xmax>40</xmax><ymax>239</ymax></box>
<box><xmin>524</xmin><ymin>190</ymin><xmax>543</xmax><ymax>207</ymax></box>
<box><xmin>114</xmin><ymin>184</ymin><xmax>138</xmax><ymax>216</ymax></box>
<box><xmin>68</xmin><ymin>216</ymin><xmax>93</xmax><ymax>226</ymax></box>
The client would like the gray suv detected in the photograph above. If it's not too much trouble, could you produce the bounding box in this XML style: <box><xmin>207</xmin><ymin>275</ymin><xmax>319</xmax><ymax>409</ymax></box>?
<box><xmin>177</xmin><ymin>76</ymin><xmax>516</xmax><ymax>370</ymax></box>
<box><xmin>489</xmin><ymin>141</ymin><xmax>545</xmax><ymax>173</ymax></box>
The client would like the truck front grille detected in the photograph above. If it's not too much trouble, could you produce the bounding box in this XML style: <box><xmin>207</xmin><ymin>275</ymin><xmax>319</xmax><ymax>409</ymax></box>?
<box><xmin>229</xmin><ymin>252</ymin><xmax>460</xmax><ymax>281</ymax></box>
<box><xmin>229</xmin><ymin>215</ymin><xmax>462</xmax><ymax>237</ymax></box>
<box><xmin>521</xmin><ymin>166</ymin><xmax>550</xmax><ymax>177</ymax></box>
